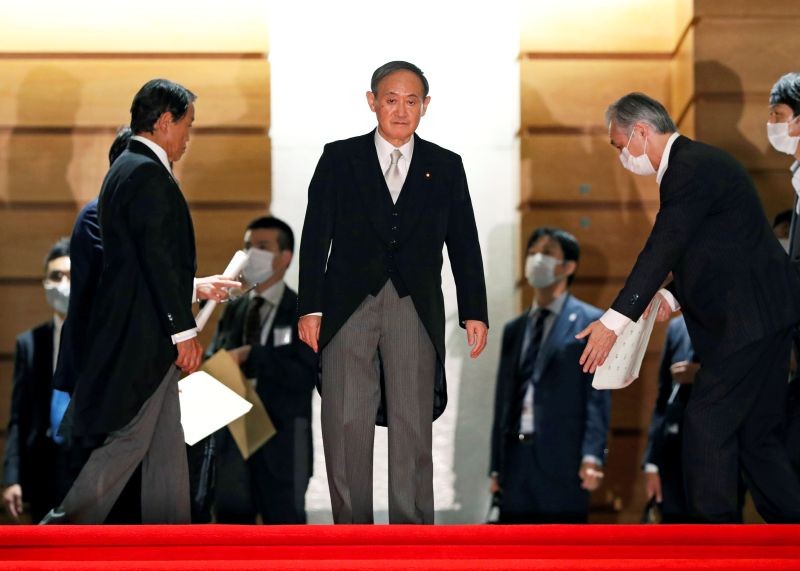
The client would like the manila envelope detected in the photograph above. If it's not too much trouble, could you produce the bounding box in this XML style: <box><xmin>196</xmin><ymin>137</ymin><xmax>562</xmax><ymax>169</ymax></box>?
<box><xmin>201</xmin><ymin>349</ymin><xmax>276</xmax><ymax>459</ymax></box>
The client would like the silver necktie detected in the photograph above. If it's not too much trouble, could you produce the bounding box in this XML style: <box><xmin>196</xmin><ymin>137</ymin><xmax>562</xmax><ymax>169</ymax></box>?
<box><xmin>384</xmin><ymin>149</ymin><xmax>403</xmax><ymax>203</ymax></box>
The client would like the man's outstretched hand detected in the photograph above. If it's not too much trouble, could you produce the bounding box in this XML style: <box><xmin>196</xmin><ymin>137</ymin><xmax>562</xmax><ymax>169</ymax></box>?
<box><xmin>576</xmin><ymin>320</ymin><xmax>618</xmax><ymax>374</ymax></box>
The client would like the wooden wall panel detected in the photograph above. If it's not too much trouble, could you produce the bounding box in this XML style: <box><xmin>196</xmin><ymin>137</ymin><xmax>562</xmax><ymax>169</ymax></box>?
<box><xmin>521</xmin><ymin>207</ymin><xmax>657</xmax><ymax>279</ymax></box>
<box><xmin>521</xmin><ymin>135</ymin><xmax>660</xmax><ymax>204</ymax></box>
<box><xmin>693</xmin><ymin>19</ymin><xmax>800</xmax><ymax>95</ymax></box>
<box><xmin>0</xmin><ymin>59</ymin><xmax>269</xmax><ymax>128</ymax></box>
<box><xmin>693</xmin><ymin>98</ymin><xmax>785</xmax><ymax>170</ymax></box>
<box><xmin>694</xmin><ymin>0</ymin><xmax>800</xmax><ymax>17</ymax></box>
<box><xmin>0</xmin><ymin>207</ymin><xmax>265</xmax><ymax>280</ymax></box>
<box><xmin>0</xmin><ymin>132</ymin><xmax>270</xmax><ymax>204</ymax></box>
<box><xmin>0</xmin><ymin>361</ymin><xmax>13</xmax><ymax>429</ymax></box>
<box><xmin>521</xmin><ymin>61</ymin><xmax>672</xmax><ymax>129</ymax></box>
<box><xmin>520</xmin><ymin>1</ymin><xmax>686</xmax><ymax>54</ymax></box>
<box><xmin>670</xmin><ymin>27</ymin><xmax>695</xmax><ymax>132</ymax></box>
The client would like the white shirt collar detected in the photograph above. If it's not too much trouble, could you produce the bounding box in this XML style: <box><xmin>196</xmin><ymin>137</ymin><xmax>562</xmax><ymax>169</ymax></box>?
<box><xmin>656</xmin><ymin>132</ymin><xmax>680</xmax><ymax>185</ymax></box>
<box><xmin>253</xmin><ymin>280</ymin><xmax>285</xmax><ymax>307</ymax></box>
<box><xmin>131</xmin><ymin>135</ymin><xmax>172</xmax><ymax>174</ymax></box>
<box><xmin>374</xmin><ymin>129</ymin><xmax>414</xmax><ymax>168</ymax></box>
<box><xmin>530</xmin><ymin>291</ymin><xmax>568</xmax><ymax>317</ymax></box>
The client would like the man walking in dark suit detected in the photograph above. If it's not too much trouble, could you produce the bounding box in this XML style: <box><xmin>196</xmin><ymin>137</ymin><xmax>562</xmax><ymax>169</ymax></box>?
<box><xmin>41</xmin><ymin>79</ymin><xmax>235</xmax><ymax>524</ymax></box>
<box><xmin>578</xmin><ymin>92</ymin><xmax>800</xmax><ymax>522</ymax></box>
<box><xmin>3</xmin><ymin>239</ymin><xmax>71</xmax><ymax>522</ymax></box>
<box><xmin>490</xmin><ymin>227</ymin><xmax>610</xmax><ymax>523</ymax></box>
<box><xmin>297</xmin><ymin>61</ymin><xmax>489</xmax><ymax>524</ymax></box>
<box><xmin>207</xmin><ymin>216</ymin><xmax>317</xmax><ymax>524</ymax></box>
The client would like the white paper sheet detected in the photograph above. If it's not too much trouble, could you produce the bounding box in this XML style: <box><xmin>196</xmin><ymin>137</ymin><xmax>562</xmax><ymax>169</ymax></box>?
<box><xmin>592</xmin><ymin>298</ymin><xmax>661</xmax><ymax>390</ymax></box>
<box><xmin>178</xmin><ymin>371</ymin><xmax>253</xmax><ymax>445</ymax></box>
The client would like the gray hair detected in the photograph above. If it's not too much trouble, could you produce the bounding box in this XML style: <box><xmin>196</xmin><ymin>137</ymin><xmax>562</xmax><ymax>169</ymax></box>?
<box><xmin>371</xmin><ymin>61</ymin><xmax>429</xmax><ymax>97</ymax></box>
<box><xmin>605</xmin><ymin>92</ymin><xmax>676</xmax><ymax>134</ymax></box>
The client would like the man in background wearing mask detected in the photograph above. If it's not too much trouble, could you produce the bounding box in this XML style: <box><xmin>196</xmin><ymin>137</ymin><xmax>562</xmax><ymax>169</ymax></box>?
<box><xmin>3</xmin><ymin>238</ymin><xmax>72</xmax><ymax>522</ymax></box>
<box><xmin>579</xmin><ymin>92</ymin><xmax>800</xmax><ymax>523</ymax></box>
<box><xmin>767</xmin><ymin>72</ymin><xmax>800</xmax><ymax>273</ymax></box>
<box><xmin>488</xmin><ymin>227</ymin><xmax>610</xmax><ymax>523</ymax></box>
<box><xmin>206</xmin><ymin>216</ymin><xmax>317</xmax><ymax>524</ymax></box>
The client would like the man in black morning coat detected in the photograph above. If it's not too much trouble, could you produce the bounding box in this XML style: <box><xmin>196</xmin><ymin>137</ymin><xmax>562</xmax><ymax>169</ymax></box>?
<box><xmin>578</xmin><ymin>92</ymin><xmax>800</xmax><ymax>523</ymax></box>
<box><xmin>297</xmin><ymin>61</ymin><xmax>489</xmax><ymax>524</ymax></box>
<box><xmin>41</xmin><ymin>79</ymin><xmax>235</xmax><ymax>524</ymax></box>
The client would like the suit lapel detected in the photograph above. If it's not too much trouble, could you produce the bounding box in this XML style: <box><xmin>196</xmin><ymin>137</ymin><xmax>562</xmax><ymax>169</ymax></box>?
<box><xmin>397</xmin><ymin>133</ymin><xmax>435</xmax><ymax>243</ymax></box>
<box><xmin>351</xmin><ymin>131</ymin><xmax>394</xmax><ymax>245</ymax></box>
<box><xmin>533</xmin><ymin>294</ymin><xmax>576</xmax><ymax>383</ymax></box>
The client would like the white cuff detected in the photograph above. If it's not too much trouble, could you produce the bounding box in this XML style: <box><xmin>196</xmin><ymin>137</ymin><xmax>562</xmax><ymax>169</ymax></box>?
<box><xmin>644</xmin><ymin>463</ymin><xmax>659</xmax><ymax>474</ymax></box>
<box><xmin>582</xmin><ymin>454</ymin><xmax>602</xmax><ymax>467</ymax></box>
<box><xmin>657</xmin><ymin>288</ymin><xmax>680</xmax><ymax>311</ymax></box>
<box><xmin>600</xmin><ymin>309</ymin><xmax>631</xmax><ymax>336</ymax></box>
<box><xmin>171</xmin><ymin>328</ymin><xmax>198</xmax><ymax>345</ymax></box>
<box><xmin>192</xmin><ymin>278</ymin><xmax>198</xmax><ymax>305</ymax></box>
<box><xmin>303</xmin><ymin>312</ymin><xmax>323</xmax><ymax>317</ymax></box>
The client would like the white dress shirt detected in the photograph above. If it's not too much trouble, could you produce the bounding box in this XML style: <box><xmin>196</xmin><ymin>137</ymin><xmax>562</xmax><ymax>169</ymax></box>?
<box><xmin>130</xmin><ymin>135</ymin><xmax>198</xmax><ymax>345</ymax></box>
<box><xmin>375</xmin><ymin>129</ymin><xmax>414</xmax><ymax>203</ymax></box>
<box><xmin>52</xmin><ymin>313</ymin><xmax>64</xmax><ymax>374</ymax></box>
<box><xmin>600</xmin><ymin>132</ymin><xmax>681</xmax><ymax>335</ymax></box>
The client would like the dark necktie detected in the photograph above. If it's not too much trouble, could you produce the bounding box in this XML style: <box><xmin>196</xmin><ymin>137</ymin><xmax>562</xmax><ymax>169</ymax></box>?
<box><xmin>243</xmin><ymin>296</ymin><xmax>266</xmax><ymax>346</ymax></box>
<box><xmin>513</xmin><ymin>308</ymin><xmax>550</xmax><ymax>429</ymax></box>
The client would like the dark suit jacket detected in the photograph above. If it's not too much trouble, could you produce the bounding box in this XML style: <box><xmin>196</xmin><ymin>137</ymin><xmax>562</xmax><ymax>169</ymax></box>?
<box><xmin>70</xmin><ymin>140</ymin><xmax>197</xmax><ymax>437</ymax></box>
<box><xmin>611</xmin><ymin>136</ymin><xmax>800</xmax><ymax>363</ymax></box>
<box><xmin>298</xmin><ymin>130</ymin><xmax>488</xmax><ymax>422</ymax></box>
<box><xmin>490</xmin><ymin>294</ymin><xmax>611</xmax><ymax>480</ymax></box>
<box><xmin>208</xmin><ymin>285</ymin><xmax>317</xmax><ymax>482</ymax></box>
<box><xmin>53</xmin><ymin>199</ymin><xmax>101</xmax><ymax>394</ymax></box>
<box><xmin>3</xmin><ymin>321</ymin><xmax>60</xmax><ymax>513</ymax></box>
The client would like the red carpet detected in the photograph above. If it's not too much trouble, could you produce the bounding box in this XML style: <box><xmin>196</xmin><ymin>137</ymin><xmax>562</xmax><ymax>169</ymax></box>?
<box><xmin>1</xmin><ymin>524</ymin><xmax>799</xmax><ymax>570</ymax></box>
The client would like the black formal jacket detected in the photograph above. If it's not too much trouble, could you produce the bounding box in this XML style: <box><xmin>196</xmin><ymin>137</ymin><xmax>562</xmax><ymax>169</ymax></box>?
<box><xmin>611</xmin><ymin>136</ymin><xmax>800</xmax><ymax>363</ymax></box>
<box><xmin>53</xmin><ymin>199</ymin><xmax>101</xmax><ymax>394</ymax></box>
<box><xmin>3</xmin><ymin>321</ymin><xmax>60</xmax><ymax>511</ymax></box>
<box><xmin>70</xmin><ymin>141</ymin><xmax>197</xmax><ymax>437</ymax></box>
<box><xmin>207</xmin><ymin>286</ymin><xmax>317</xmax><ymax>481</ymax></box>
<box><xmin>298</xmin><ymin>130</ymin><xmax>489</xmax><ymax>422</ymax></box>
<box><xmin>490</xmin><ymin>295</ymin><xmax>610</xmax><ymax>480</ymax></box>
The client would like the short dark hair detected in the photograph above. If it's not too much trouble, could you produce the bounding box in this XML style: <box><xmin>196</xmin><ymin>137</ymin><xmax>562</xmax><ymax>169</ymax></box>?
<box><xmin>371</xmin><ymin>61</ymin><xmax>429</xmax><ymax>97</ymax></box>
<box><xmin>109</xmin><ymin>126</ymin><xmax>133</xmax><ymax>166</ymax></box>
<box><xmin>526</xmin><ymin>227</ymin><xmax>580</xmax><ymax>285</ymax></box>
<box><xmin>130</xmin><ymin>79</ymin><xmax>196</xmax><ymax>135</ymax></box>
<box><xmin>44</xmin><ymin>237</ymin><xmax>70</xmax><ymax>273</ymax></box>
<box><xmin>769</xmin><ymin>73</ymin><xmax>800</xmax><ymax>117</ymax></box>
<box><xmin>773</xmin><ymin>209</ymin><xmax>793</xmax><ymax>229</ymax></box>
<box><xmin>605</xmin><ymin>92</ymin><xmax>677</xmax><ymax>134</ymax></box>
<box><xmin>246</xmin><ymin>216</ymin><xmax>295</xmax><ymax>253</ymax></box>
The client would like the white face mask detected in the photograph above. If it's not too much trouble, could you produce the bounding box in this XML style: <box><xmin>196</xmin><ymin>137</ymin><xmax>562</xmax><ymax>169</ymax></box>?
<box><xmin>767</xmin><ymin>121</ymin><xmax>800</xmax><ymax>156</ymax></box>
<box><xmin>242</xmin><ymin>248</ymin><xmax>275</xmax><ymax>286</ymax></box>
<box><xmin>619</xmin><ymin>128</ymin><xmax>656</xmax><ymax>176</ymax></box>
<box><xmin>44</xmin><ymin>280</ymin><xmax>70</xmax><ymax>315</ymax></box>
<box><xmin>525</xmin><ymin>253</ymin><xmax>564</xmax><ymax>289</ymax></box>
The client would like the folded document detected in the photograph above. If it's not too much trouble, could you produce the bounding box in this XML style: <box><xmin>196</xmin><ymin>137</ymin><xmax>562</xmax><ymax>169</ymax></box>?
<box><xmin>592</xmin><ymin>297</ymin><xmax>661</xmax><ymax>390</ymax></box>
<box><xmin>178</xmin><ymin>371</ymin><xmax>253</xmax><ymax>445</ymax></box>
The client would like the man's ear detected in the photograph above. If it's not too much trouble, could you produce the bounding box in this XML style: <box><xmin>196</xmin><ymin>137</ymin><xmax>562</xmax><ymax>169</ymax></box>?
<box><xmin>155</xmin><ymin>111</ymin><xmax>173</xmax><ymax>133</ymax></box>
<box><xmin>421</xmin><ymin>95</ymin><xmax>431</xmax><ymax>117</ymax></box>
<box><xmin>366</xmin><ymin>91</ymin><xmax>376</xmax><ymax>112</ymax></box>
<box><xmin>281</xmin><ymin>250</ymin><xmax>293</xmax><ymax>269</ymax></box>
<box><xmin>563</xmin><ymin>260</ymin><xmax>578</xmax><ymax>279</ymax></box>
